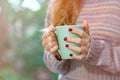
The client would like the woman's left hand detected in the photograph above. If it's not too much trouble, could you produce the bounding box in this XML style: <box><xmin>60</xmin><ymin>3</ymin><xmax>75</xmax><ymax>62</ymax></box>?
<box><xmin>64</xmin><ymin>21</ymin><xmax>90</xmax><ymax>60</ymax></box>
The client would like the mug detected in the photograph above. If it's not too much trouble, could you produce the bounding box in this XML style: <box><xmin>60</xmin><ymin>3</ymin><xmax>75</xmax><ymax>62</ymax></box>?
<box><xmin>55</xmin><ymin>25</ymin><xmax>83</xmax><ymax>59</ymax></box>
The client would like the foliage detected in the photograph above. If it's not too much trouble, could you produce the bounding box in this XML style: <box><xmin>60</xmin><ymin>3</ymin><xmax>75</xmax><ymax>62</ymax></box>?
<box><xmin>0</xmin><ymin>68</ymin><xmax>18</xmax><ymax>80</ymax></box>
<box><xmin>3</xmin><ymin>0</ymin><xmax>58</xmax><ymax>80</ymax></box>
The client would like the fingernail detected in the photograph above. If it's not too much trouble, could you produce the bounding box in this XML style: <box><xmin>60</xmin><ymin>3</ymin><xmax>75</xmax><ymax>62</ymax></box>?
<box><xmin>69</xmin><ymin>54</ymin><xmax>73</xmax><ymax>56</ymax></box>
<box><xmin>65</xmin><ymin>44</ymin><xmax>69</xmax><ymax>47</ymax></box>
<box><xmin>64</xmin><ymin>37</ymin><xmax>67</xmax><ymax>41</ymax></box>
<box><xmin>68</xmin><ymin>28</ymin><xmax>73</xmax><ymax>32</ymax></box>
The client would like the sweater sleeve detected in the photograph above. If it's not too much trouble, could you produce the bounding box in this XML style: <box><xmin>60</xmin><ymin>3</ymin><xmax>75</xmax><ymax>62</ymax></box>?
<box><xmin>43</xmin><ymin>0</ymin><xmax>71</xmax><ymax>74</ymax></box>
<box><xmin>44</xmin><ymin>51</ymin><xmax>71</xmax><ymax>74</ymax></box>
<box><xmin>85</xmin><ymin>28</ymin><xmax>120</xmax><ymax>74</ymax></box>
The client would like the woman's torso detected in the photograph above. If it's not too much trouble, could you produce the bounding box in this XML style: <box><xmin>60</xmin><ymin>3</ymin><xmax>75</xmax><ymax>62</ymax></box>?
<box><xmin>59</xmin><ymin>0</ymin><xmax>120</xmax><ymax>80</ymax></box>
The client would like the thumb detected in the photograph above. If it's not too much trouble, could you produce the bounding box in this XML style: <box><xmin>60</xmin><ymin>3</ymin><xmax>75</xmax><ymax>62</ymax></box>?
<box><xmin>49</xmin><ymin>25</ymin><xmax>56</xmax><ymax>32</ymax></box>
<box><xmin>83</xmin><ymin>21</ymin><xmax>89</xmax><ymax>34</ymax></box>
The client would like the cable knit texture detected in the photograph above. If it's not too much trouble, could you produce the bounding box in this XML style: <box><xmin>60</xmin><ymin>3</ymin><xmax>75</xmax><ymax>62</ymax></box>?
<box><xmin>44</xmin><ymin>0</ymin><xmax>120</xmax><ymax>80</ymax></box>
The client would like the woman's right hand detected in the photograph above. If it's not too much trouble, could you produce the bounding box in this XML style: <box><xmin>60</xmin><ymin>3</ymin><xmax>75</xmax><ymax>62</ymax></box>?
<box><xmin>42</xmin><ymin>25</ymin><xmax>62</xmax><ymax>60</ymax></box>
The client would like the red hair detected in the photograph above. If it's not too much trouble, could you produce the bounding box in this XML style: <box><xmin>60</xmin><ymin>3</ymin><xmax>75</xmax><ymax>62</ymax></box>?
<box><xmin>52</xmin><ymin>0</ymin><xmax>82</xmax><ymax>26</ymax></box>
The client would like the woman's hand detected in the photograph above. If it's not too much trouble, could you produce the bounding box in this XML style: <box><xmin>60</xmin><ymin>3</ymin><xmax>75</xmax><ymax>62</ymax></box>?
<box><xmin>64</xmin><ymin>21</ymin><xmax>90</xmax><ymax>60</ymax></box>
<box><xmin>42</xmin><ymin>25</ymin><xmax>61</xmax><ymax>60</ymax></box>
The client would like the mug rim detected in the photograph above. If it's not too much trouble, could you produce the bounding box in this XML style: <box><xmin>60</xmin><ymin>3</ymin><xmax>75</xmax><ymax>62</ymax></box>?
<box><xmin>56</xmin><ymin>25</ymin><xmax>82</xmax><ymax>28</ymax></box>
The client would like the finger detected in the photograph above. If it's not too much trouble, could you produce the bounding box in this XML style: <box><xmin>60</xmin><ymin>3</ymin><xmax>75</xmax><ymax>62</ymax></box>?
<box><xmin>42</xmin><ymin>32</ymin><xmax>57</xmax><ymax>46</ymax></box>
<box><xmin>64</xmin><ymin>37</ymin><xmax>81</xmax><ymax>44</ymax></box>
<box><xmin>42</xmin><ymin>31</ymin><xmax>50</xmax><ymax>40</ymax></box>
<box><xmin>46</xmin><ymin>36</ymin><xmax>57</xmax><ymax>42</ymax></box>
<box><xmin>42</xmin><ymin>24</ymin><xmax>55</xmax><ymax>39</ymax></box>
<box><xmin>70</xmin><ymin>53</ymin><xmax>87</xmax><ymax>60</ymax></box>
<box><xmin>42</xmin><ymin>29</ymin><xmax>56</xmax><ymax>40</ymax></box>
<box><xmin>49</xmin><ymin>25</ymin><xmax>56</xmax><ymax>32</ymax></box>
<box><xmin>46</xmin><ymin>41</ymin><xmax>58</xmax><ymax>51</ymax></box>
<box><xmin>50</xmin><ymin>45</ymin><xmax>59</xmax><ymax>53</ymax></box>
<box><xmin>49</xmin><ymin>31</ymin><xmax>56</xmax><ymax>37</ymax></box>
<box><xmin>68</xmin><ymin>28</ymin><xmax>89</xmax><ymax>39</ymax></box>
<box><xmin>83</xmin><ymin>20</ymin><xmax>89</xmax><ymax>34</ymax></box>
<box><xmin>66</xmin><ymin>44</ymin><xmax>88</xmax><ymax>53</ymax></box>
<box><xmin>42</xmin><ymin>37</ymin><xmax>56</xmax><ymax>46</ymax></box>
<box><xmin>65</xmin><ymin>44</ymin><xmax>81</xmax><ymax>53</ymax></box>
<box><xmin>42</xmin><ymin>37</ymin><xmax>52</xmax><ymax>46</ymax></box>
<box><xmin>64</xmin><ymin>37</ymin><xmax>90</xmax><ymax>46</ymax></box>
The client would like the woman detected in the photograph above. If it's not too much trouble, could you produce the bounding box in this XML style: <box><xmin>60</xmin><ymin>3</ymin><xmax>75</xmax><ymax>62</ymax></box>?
<box><xmin>42</xmin><ymin>0</ymin><xmax>120</xmax><ymax>80</ymax></box>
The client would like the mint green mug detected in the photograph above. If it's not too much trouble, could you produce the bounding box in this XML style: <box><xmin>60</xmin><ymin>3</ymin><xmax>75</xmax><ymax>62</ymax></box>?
<box><xmin>55</xmin><ymin>25</ymin><xmax>83</xmax><ymax>59</ymax></box>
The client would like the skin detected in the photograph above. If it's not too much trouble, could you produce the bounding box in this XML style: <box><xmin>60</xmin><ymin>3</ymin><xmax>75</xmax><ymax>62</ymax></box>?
<box><xmin>42</xmin><ymin>21</ymin><xmax>90</xmax><ymax>61</ymax></box>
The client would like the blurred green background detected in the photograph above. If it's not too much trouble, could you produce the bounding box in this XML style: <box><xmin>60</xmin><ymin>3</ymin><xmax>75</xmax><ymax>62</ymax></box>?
<box><xmin>0</xmin><ymin>0</ymin><xmax>58</xmax><ymax>80</ymax></box>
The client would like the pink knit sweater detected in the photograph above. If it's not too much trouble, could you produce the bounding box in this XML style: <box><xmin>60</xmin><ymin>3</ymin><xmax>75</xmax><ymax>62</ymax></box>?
<box><xmin>44</xmin><ymin>0</ymin><xmax>120</xmax><ymax>80</ymax></box>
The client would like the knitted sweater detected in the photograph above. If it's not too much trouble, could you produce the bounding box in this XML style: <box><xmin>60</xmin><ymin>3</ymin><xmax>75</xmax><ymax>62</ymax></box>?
<box><xmin>44</xmin><ymin>0</ymin><xmax>120</xmax><ymax>80</ymax></box>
